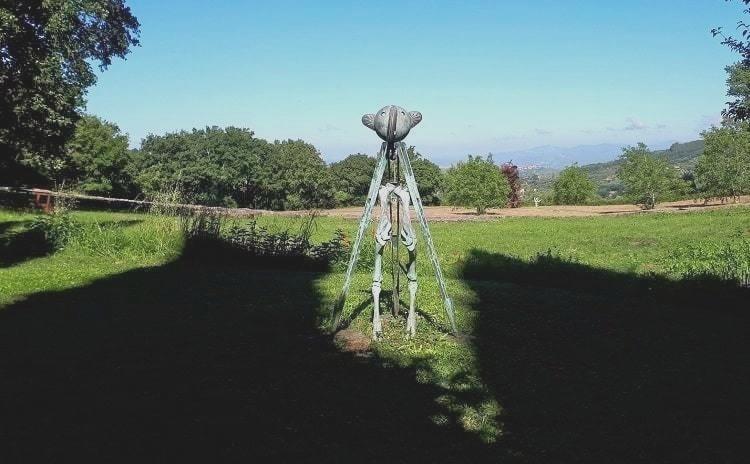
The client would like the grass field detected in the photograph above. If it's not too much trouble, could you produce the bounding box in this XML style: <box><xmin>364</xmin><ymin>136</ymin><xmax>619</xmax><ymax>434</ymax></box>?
<box><xmin>1</xmin><ymin>206</ymin><xmax>748</xmax><ymax>461</ymax></box>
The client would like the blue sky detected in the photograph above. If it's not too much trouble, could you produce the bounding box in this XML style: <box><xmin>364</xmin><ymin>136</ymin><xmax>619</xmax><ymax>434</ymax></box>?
<box><xmin>87</xmin><ymin>0</ymin><xmax>746</xmax><ymax>164</ymax></box>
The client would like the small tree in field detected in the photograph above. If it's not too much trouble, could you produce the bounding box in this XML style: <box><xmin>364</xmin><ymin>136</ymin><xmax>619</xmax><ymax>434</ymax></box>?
<box><xmin>552</xmin><ymin>164</ymin><xmax>596</xmax><ymax>205</ymax></box>
<box><xmin>445</xmin><ymin>155</ymin><xmax>510</xmax><ymax>214</ymax></box>
<box><xmin>617</xmin><ymin>143</ymin><xmax>680</xmax><ymax>209</ymax></box>
<box><xmin>695</xmin><ymin>125</ymin><xmax>750</xmax><ymax>202</ymax></box>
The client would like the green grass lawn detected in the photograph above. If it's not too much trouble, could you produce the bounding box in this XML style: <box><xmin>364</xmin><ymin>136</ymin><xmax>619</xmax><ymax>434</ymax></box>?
<box><xmin>1</xmin><ymin>206</ymin><xmax>748</xmax><ymax>461</ymax></box>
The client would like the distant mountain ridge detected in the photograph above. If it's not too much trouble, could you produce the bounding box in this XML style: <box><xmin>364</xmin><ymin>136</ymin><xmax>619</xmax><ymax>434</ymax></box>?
<box><xmin>492</xmin><ymin>143</ymin><xmax>626</xmax><ymax>169</ymax></box>
<box><xmin>581</xmin><ymin>140</ymin><xmax>705</xmax><ymax>183</ymax></box>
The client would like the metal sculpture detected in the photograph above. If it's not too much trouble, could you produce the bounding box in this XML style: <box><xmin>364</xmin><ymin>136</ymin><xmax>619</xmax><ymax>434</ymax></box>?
<box><xmin>331</xmin><ymin>105</ymin><xmax>457</xmax><ymax>338</ymax></box>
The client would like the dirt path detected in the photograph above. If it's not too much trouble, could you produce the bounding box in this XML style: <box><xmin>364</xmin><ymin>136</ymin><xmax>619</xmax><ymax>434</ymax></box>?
<box><xmin>281</xmin><ymin>196</ymin><xmax>750</xmax><ymax>221</ymax></box>
<box><xmin>4</xmin><ymin>187</ymin><xmax>747</xmax><ymax>222</ymax></box>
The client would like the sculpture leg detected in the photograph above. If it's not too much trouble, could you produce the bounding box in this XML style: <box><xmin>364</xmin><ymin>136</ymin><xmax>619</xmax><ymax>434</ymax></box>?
<box><xmin>372</xmin><ymin>242</ymin><xmax>385</xmax><ymax>337</ymax></box>
<box><xmin>394</xmin><ymin>185</ymin><xmax>418</xmax><ymax>337</ymax></box>
<box><xmin>372</xmin><ymin>184</ymin><xmax>393</xmax><ymax>339</ymax></box>
<box><xmin>405</xmin><ymin>248</ymin><xmax>417</xmax><ymax>337</ymax></box>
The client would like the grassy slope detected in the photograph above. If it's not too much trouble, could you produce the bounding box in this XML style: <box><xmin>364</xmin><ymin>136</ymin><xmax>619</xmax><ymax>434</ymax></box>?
<box><xmin>1</xmin><ymin>207</ymin><xmax>748</xmax><ymax>461</ymax></box>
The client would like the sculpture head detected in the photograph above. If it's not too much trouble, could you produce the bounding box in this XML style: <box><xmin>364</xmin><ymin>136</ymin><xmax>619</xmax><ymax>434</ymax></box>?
<box><xmin>362</xmin><ymin>105</ymin><xmax>422</xmax><ymax>143</ymax></box>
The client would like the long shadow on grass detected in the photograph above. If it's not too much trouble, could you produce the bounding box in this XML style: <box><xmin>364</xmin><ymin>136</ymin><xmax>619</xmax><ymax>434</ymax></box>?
<box><xmin>460</xmin><ymin>249</ymin><xmax>750</xmax><ymax>463</ymax></box>
<box><xmin>0</xmin><ymin>239</ymin><xmax>492</xmax><ymax>462</ymax></box>
<box><xmin>0</xmin><ymin>225</ymin><xmax>51</xmax><ymax>267</ymax></box>
<box><xmin>0</xmin><ymin>218</ymin><xmax>143</xmax><ymax>268</ymax></box>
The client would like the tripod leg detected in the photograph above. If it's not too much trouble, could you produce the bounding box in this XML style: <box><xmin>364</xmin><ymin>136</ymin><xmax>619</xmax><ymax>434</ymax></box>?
<box><xmin>331</xmin><ymin>143</ymin><xmax>388</xmax><ymax>331</ymax></box>
<box><xmin>394</xmin><ymin>185</ymin><xmax>418</xmax><ymax>336</ymax></box>
<box><xmin>397</xmin><ymin>143</ymin><xmax>457</xmax><ymax>334</ymax></box>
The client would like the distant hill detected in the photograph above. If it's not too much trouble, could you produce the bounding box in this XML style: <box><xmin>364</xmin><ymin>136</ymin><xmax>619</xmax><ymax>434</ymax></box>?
<box><xmin>582</xmin><ymin>140</ymin><xmax>705</xmax><ymax>184</ymax></box>
<box><xmin>492</xmin><ymin>143</ymin><xmax>624</xmax><ymax>169</ymax></box>
<box><xmin>518</xmin><ymin>140</ymin><xmax>705</xmax><ymax>196</ymax></box>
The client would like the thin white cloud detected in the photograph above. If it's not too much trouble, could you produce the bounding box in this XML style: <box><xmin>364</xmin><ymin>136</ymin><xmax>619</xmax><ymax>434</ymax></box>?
<box><xmin>318</xmin><ymin>124</ymin><xmax>341</xmax><ymax>133</ymax></box>
<box><xmin>696</xmin><ymin>114</ymin><xmax>722</xmax><ymax>131</ymax></box>
<box><xmin>534</xmin><ymin>128</ymin><xmax>552</xmax><ymax>135</ymax></box>
<box><xmin>623</xmin><ymin>118</ymin><xmax>648</xmax><ymax>131</ymax></box>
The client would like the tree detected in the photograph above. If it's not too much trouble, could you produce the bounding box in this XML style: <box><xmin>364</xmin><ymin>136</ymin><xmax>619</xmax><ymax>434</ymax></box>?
<box><xmin>62</xmin><ymin>115</ymin><xmax>134</xmax><ymax>196</ymax></box>
<box><xmin>695</xmin><ymin>125</ymin><xmax>750</xmax><ymax>201</ymax></box>
<box><xmin>0</xmin><ymin>1</ymin><xmax>140</xmax><ymax>184</ymax></box>
<box><xmin>329</xmin><ymin>154</ymin><xmax>376</xmax><ymax>206</ymax></box>
<box><xmin>265</xmin><ymin>139</ymin><xmax>336</xmax><ymax>210</ymax></box>
<box><xmin>552</xmin><ymin>164</ymin><xmax>596</xmax><ymax>205</ymax></box>
<box><xmin>444</xmin><ymin>155</ymin><xmax>510</xmax><ymax>214</ymax></box>
<box><xmin>134</xmin><ymin>127</ymin><xmax>272</xmax><ymax>207</ymax></box>
<box><xmin>722</xmin><ymin>62</ymin><xmax>750</xmax><ymax>122</ymax></box>
<box><xmin>616</xmin><ymin>143</ymin><xmax>681</xmax><ymax>209</ymax></box>
<box><xmin>406</xmin><ymin>146</ymin><xmax>444</xmax><ymax>206</ymax></box>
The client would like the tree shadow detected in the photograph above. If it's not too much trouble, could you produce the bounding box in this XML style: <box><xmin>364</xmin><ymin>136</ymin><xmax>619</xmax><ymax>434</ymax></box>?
<box><xmin>0</xmin><ymin>219</ymin><xmax>144</xmax><ymax>268</ymax></box>
<box><xmin>0</xmin><ymin>220</ymin><xmax>31</xmax><ymax>236</ymax></box>
<box><xmin>0</xmin><ymin>239</ymin><xmax>494</xmax><ymax>462</ymax></box>
<box><xmin>460</xmin><ymin>249</ymin><xmax>750</xmax><ymax>462</ymax></box>
<box><xmin>0</xmin><ymin>227</ymin><xmax>52</xmax><ymax>267</ymax></box>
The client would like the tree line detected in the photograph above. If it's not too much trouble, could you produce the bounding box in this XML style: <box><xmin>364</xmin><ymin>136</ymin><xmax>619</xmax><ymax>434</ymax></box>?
<box><xmin>25</xmin><ymin>115</ymin><xmax>453</xmax><ymax>210</ymax></box>
<box><xmin>20</xmin><ymin>112</ymin><xmax>750</xmax><ymax>213</ymax></box>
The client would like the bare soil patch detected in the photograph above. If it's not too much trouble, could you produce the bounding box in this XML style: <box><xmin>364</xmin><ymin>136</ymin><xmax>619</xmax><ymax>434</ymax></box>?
<box><xmin>276</xmin><ymin>196</ymin><xmax>750</xmax><ymax>221</ymax></box>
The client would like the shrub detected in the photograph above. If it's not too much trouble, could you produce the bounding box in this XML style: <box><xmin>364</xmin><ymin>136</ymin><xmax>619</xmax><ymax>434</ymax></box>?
<box><xmin>181</xmin><ymin>210</ymin><xmax>347</xmax><ymax>269</ymax></box>
<box><xmin>28</xmin><ymin>211</ymin><xmax>81</xmax><ymax>251</ymax></box>
<box><xmin>552</xmin><ymin>164</ymin><xmax>596</xmax><ymax>205</ymax></box>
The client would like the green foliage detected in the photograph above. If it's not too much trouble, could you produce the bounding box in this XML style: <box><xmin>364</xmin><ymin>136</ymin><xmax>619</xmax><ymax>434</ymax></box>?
<box><xmin>55</xmin><ymin>115</ymin><xmax>134</xmax><ymax>195</ymax></box>
<box><xmin>695</xmin><ymin>124</ymin><xmax>750</xmax><ymax>201</ymax></box>
<box><xmin>712</xmin><ymin>0</ymin><xmax>750</xmax><ymax>121</ymax></box>
<box><xmin>723</xmin><ymin>62</ymin><xmax>750</xmax><ymax>121</ymax></box>
<box><xmin>28</xmin><ymin>211</ymin><xmax>81</xmax><ymax>251</ymax></box>
<box><xmin>552</xmin><ymin>164</ymin><xmax>596</xmax><ymax>205</ymax></box>
<box><xmin>329</xmin><ymin>147</ymin><xmax>444</xmax><ymax>207</ymax></box>
<box><xmin>616</xmin><ymin>143</ymin><xmax>683</xmax><ymax>209</ymax></box>
<box><xmin>0</xmin><ymin>1</ymin><xmax>140</xmax><ymax>184</ymax></box>
<box><xmin>665</xmin><ymin>240</ymin><xmax>750</xmax><ymax>286</ymax></box>
<box><xmin>582</xmin><ymin>140</ymin><xmax>705</xmax><ymax>190</ymax></box>
<box><xmin>330</xmin><ymin>154</ymin><xmax>377</xmax><ymax>206</ymax></box>
<box><xmin>445</xmin><ymin>155</ymin><xmax>510</xmax><ymax>214</ymax></box>
<box><xmin>407</xmin><ymin>146</ymin><xmax>444</xmax><ymax>206</ymax></box>
<box><xmin>133</xmin><ymin>126</ymin><xmax>273</xmax><ymax>207</ymax></box>
<box><xmin>265</xmin><ymin>139</ymin><xmax>336</xmax><ymax>210</ymax></box>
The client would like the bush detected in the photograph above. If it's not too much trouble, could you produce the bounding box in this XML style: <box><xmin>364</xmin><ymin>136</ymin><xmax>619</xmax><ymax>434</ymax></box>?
<box><xmin>181</xmin><ymin>210</ymin><xmax>348</xmax><ymax>269</ymax></box>
<box><xmin>28</xmin><ymin>211</ymin><xmax>81</xmax><ymax>251</ymax></box>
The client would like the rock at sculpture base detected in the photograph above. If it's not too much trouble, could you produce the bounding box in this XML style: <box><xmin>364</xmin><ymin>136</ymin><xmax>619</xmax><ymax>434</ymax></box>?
<box><xmin>333</xmin><ymin>329</ymin><xmax>372</xmax><ymax>354</ymax></box>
